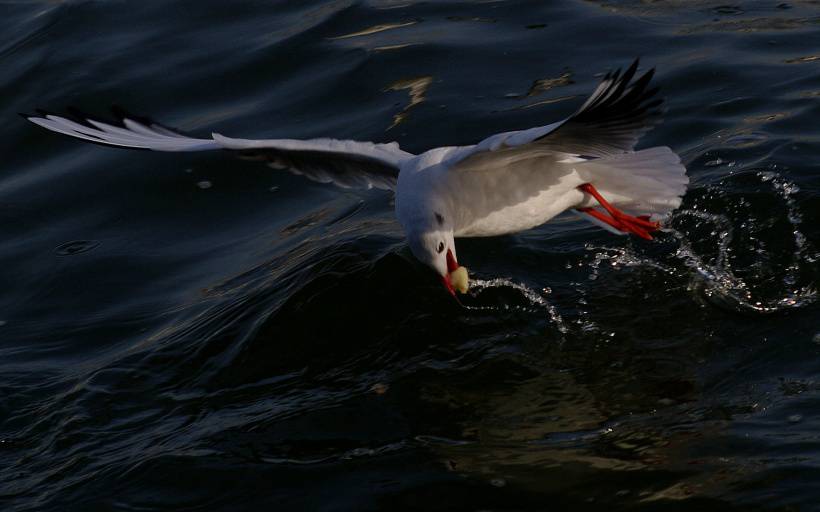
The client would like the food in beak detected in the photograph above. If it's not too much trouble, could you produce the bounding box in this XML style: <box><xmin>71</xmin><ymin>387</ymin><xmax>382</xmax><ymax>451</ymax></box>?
<box><xmin>445</xmin><ymin>248</ymin><xmax>469</xmax><ymax>294</ymax></box>
<box><xmin>449</xmin><ymin>266</ymin><xmax>469</xmax><ymax>294</ymax></box>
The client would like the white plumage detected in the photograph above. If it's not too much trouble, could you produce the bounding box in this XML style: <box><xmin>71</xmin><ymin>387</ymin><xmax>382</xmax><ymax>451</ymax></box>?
<box><xmin>25</xmin><ymin>60</ymin><xmax>688</xmax><ymax>296</ymax></box>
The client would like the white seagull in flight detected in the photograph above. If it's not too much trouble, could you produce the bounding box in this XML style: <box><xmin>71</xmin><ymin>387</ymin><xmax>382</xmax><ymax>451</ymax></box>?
<box><xmin>25</xmin><ymin>59</ymin><xmax>687</xmax><ymax>296</ymax></box>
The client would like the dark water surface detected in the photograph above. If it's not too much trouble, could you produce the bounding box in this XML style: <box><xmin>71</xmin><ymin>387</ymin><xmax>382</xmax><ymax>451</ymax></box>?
<box><xmin>3</xmin><ymin>1</ymin><xmax>820</xmax><ymax>510</ymax></box>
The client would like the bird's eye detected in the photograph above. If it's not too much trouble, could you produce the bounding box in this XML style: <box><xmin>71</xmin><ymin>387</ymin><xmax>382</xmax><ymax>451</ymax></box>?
<box><xmin>436</xmin><ymin>242</ymin><xmax>445</xmax><ymax>254</ymax></box>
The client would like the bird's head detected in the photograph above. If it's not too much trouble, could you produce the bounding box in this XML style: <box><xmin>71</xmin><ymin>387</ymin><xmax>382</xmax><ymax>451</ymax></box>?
<box><xmin>405</xmin><ymin>212</ymin><xmax>469</xmax><ymax>297</ymax></box>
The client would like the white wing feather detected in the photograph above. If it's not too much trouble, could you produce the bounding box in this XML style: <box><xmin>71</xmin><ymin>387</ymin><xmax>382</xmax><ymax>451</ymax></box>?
<box><xmin>25</xmin><ymin>110</ymin><xmax>411</xmax><ymax>190</ymax></box>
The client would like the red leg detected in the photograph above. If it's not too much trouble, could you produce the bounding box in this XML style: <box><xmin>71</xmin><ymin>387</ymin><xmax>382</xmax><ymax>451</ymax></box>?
<box><xmin>576</xmin><ymin>183</ymin><xmax>660</xmax><ymax>240</ymax></box>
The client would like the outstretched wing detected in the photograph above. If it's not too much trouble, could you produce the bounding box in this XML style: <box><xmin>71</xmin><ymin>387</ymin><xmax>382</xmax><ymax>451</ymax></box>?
<box><xmin>532</xmin><ymin>58</ymin><xmax>662</xmax><ymax>156</ymax></box>
<box><xmin>24</xmin><ymin>108</ymin><xmax>412</xmax><ymax>190</ymax></box>
<box><xmin>438</xmin><ymin>60</ymin><xmax>675</xmax><ymax>235</ymax></box>
<box><xmin>446</xmin><ymin>58</ymin><xmax>663</xmax><ymax>171</ymax></box>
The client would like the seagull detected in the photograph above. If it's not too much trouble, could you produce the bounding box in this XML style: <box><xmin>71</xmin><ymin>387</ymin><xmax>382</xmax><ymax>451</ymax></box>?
<box><xmin>25</xmin><ymin>59</ymin><xmax>687</xmax><ymax>296</ymax></box>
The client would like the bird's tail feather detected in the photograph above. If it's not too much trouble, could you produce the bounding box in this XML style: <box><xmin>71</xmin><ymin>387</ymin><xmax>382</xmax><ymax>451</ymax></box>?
<box><xmin>575</xmin><ymin>146</ymin><xmax>688</xmax><ymax>218</ymax></box>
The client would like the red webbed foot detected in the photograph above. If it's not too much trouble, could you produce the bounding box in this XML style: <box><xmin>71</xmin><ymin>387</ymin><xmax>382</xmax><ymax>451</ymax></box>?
<box><xmin>576</xmin><ymin>183</ymin><xmax>661</xmax><ymax>240</ymax></box>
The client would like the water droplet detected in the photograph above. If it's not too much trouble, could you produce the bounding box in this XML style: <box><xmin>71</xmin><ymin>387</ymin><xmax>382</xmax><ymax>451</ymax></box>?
<box><xmin>788</xmin><ymin>414</ymin><xmax>803</xmax><ymax>424</ymax></box>
<box><xmin>197</xmin><ymin>180</ymin><xmax>212</xmax><ymax>189</ymax></box>
<box><xmin>269</xmin><ymin>186</ymin><xmax>279</xmax><ymax>192</ymax></box>
<box><xmin>490</xmin><ymin>478</ymin><xmax>506</xmax><ymax>487</ymax></box>
<box><xmin>812</xmin><ymin>333</ymin><xmax>820</xmax><ymax>345</ymax></box>
<box><xmin>0</xmin><ymin>320</ymin><xmax>6</xmax><ymax>327</ymax></box>
<box><xmin>463</xmin><ymin>278</ymin><xmax>567</xmax><ymax>333</ymax></box>
<box><xmin>55</xmin><ymin>240</ymin><xmax>100</xmax><ymax>256</ymax></box>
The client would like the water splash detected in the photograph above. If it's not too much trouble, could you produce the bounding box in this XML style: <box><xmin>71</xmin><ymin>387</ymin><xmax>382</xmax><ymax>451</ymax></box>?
<box><xmin>670</xmin><ymin>209</ymin><xmax>760</xmax><ymax>310</ymax></box>
<box><xmin>759</xmin><ymin>170</ymin><xmax>817</xmax><ymax>264</ymax></box>
<box><xmin>585</xmin><ymin>172</ymin><xmax>817</xmax><ymax>314</ymax></box>
<box><xmin>464</xmin><ymin>278</ymin><xmax>568</xmax><ymax>333</ymax></box>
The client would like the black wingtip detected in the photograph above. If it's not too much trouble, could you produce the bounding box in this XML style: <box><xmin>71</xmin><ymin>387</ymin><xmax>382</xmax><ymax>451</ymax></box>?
<box><xmin>552</xmin><ymin>57</ymin><xmax>663</xmax><ymax>134</ymax></box>
<box><xmin>624</xmin><ymin>58</ymin><xmax>639</xmax><ymax>78</ymax></box>
<box><xmin>638</xmin><ymin>66</ymin><xmax>656</xmax><ymax>86</ymax></box>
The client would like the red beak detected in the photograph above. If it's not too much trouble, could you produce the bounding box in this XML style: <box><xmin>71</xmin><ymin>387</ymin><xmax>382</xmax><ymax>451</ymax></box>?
<box><xmin>441</xmin><ymin>275</ymin><xmax>455</xmax><ymax>296</ymax></box>
<box><xmin>446</xmin><ymin>248</ymin><xmax>459</xmax><ymax>273</ymax></box>
<box><xmin>440</xmin><ymin>248</ymin><xmax>459</xmax><ymax>296</ymax></box>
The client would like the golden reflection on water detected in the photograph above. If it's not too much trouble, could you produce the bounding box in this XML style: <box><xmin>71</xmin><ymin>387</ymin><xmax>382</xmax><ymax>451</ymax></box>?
<box><xmin>415</xmin><ymin>363</ymin><xmax>738</xmax><ymax>503</ymax></box>
<box><xmin>526</xmin><ymin>71</ymin><xmax>574</xmax><ymax>98</ymax></box>
<box><xmin>681</xmin><ymin>16</ymin><xmax>820</xmax><ymax>34</ymax></box>
<box><xmin>785</xmin><ymin>55</ymin><xmax>820</xmax><ymax>64</ymax></box>
<box><xmin>743</xmin><ymin>112</ymin><xmax>791</xmax><ymax>124</ymax></box>
<box><xmin>328</xmin><ymin>21</ymin><xmax>417</xmax><ymax>40</ymax></box>
<box><xmin>385</xmin><ymin>75</ymin><xmax>433</xmax><ymax>129</ymax></box>
<box><xmin>373</xmin><ymin>43</ymin><xmax>417</xmax><ymax>52</ymax></box>
<box><xmin>509</xmin><ymin>95</ymin><xmax>577</xmax><ymax>111</ymax></box>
